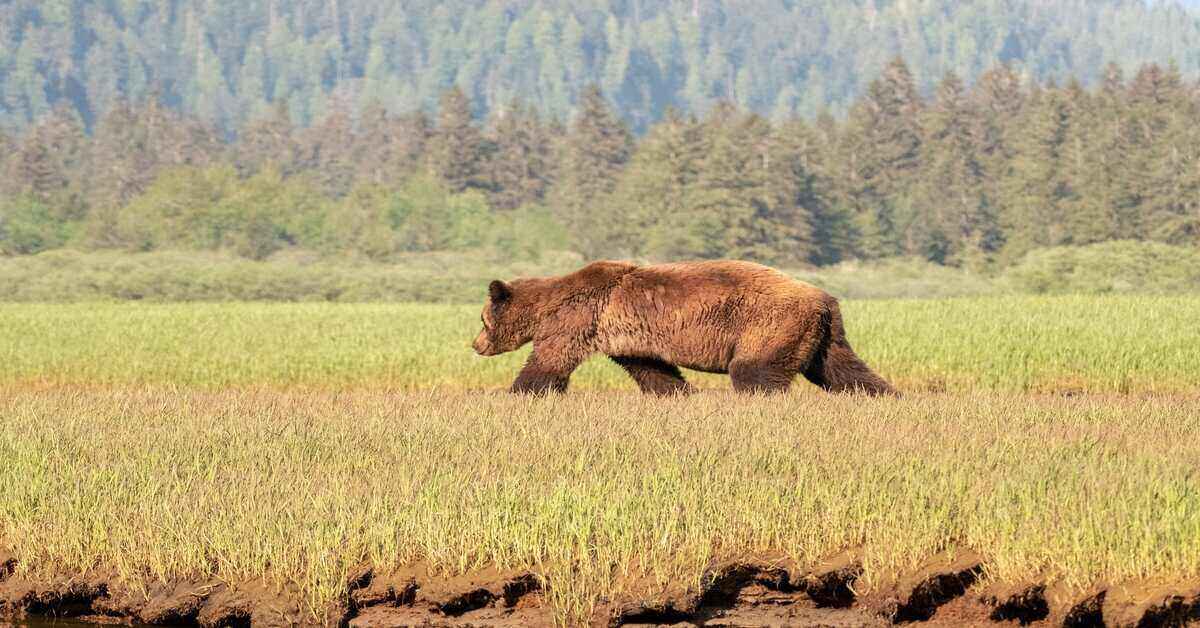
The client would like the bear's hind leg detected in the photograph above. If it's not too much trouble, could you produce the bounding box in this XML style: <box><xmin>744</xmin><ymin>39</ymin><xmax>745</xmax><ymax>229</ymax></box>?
<box><xmin>611</xmin><ymin>356</ymin><xmax>694</xmax><ymax>396</ymax></box>
<box><xmin>729</xmin><ymin>359</ymin><xmax>796</xmax><ymax>394</ymax></box>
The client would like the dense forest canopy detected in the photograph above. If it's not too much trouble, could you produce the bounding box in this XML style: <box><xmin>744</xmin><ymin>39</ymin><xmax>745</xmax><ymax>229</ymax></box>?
<box><xmin>4</xmin><ymin>0</ymin><xmax>1200</xmax><ymax>132</ymax></box>
<box><xmin>3</xmin><ymin>56</ymin><xmax>1198</xmax><ymax>269</ymax></box>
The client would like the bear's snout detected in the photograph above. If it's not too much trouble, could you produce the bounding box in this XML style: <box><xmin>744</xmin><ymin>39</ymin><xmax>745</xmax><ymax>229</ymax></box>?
<box><xmin>472</xmin><ymin>330</ymin><xmax>494</xmax><ymax>356</ymax></box>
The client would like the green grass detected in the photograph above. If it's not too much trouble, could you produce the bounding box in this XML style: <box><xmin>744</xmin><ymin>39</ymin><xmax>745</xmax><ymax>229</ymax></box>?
<box><xmin>2</xmin><ymin>295</ymin><xmax>1198</xmax><ymax>392</ymax></box>
<box><xmin>1</xmin><ymin>389</ymin><xmax>1197</xmax><ymax>624</ymax></box>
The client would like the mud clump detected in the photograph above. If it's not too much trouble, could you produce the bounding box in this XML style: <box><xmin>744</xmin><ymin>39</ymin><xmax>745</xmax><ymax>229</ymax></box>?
<box><xmin>344</xmin><ymin>565</ymin><xmax>548</xmax><ymax>628</ymax></box>
<box><xmin>133</xmin><ymin>583</ymin><xmax>213</xmax><ymax>624</ymax></box>
<box><xmin>7</xmin><ymin>580</ymin><xmax>109</xmax><ymax>618</ymax></box>
<box><xmin>864</xmin><ymin>554</ymin><xmax>984</xmax><ymax>623</ymax></box>
<box><xmin>984</xmin><ymin>584</ymin><xmax>1050</xmax><ymax>625</ymax></box>
<box><xmin>2</xmin><ymin>552</ymin><xmax>1200</xmax><ymax>627</ymax></box>
<box><xmin>1063</xmin><ymin>590</ymin><xmax>1106</xmax><ymax>627</ymax></box>
<box><xmin>610</xmin><ymin>560</ymin><xmax>883</xmax><ymax>627</ymax></box>
<box><xmin>0</xmin><ymin>573</ymin><xmax>305</xmax><ymax>627</ymax></box>
<box><xmin>800</xmin><ymin>560</ymin><xmax>865</xmax><ymax>609</ymax></box>
<box><xmin>1102</xmin><ymin>585</ymin><xmax>1200</xmax><ymax>628</ymax></box>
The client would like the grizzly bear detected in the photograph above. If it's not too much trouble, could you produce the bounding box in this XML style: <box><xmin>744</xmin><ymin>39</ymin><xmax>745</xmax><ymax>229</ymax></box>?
<box><xmin>472</xmin><ymin>260</ymin><xmax>896</xmax><ymax>396</ymax></box>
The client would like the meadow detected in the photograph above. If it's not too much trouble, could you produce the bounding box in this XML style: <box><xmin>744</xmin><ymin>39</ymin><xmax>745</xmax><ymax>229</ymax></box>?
<box><xmin>1</xmin><ymin>296</ymin><xmax>1199</xmax><ymax>626</ymax></box>
<box><xmin>2</xmin><ymin>295</ymin><xmax>1199</xmax><ymax>393</ymax></box>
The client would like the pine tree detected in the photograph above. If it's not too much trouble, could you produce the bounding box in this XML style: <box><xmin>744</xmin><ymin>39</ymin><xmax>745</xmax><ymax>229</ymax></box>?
<box><xmin>427</xmin><ymin>87</ymin><xmax>487</xmax><ymax>193</ymax></box>
<box><xmin>756</xmin><ymin>118</ymin><xmax>819</xmax><ymax>264</ymax></box>
<box><xmin>486</xmin><ymin>100</ymin><xmax>554</xmax><ymax>211</ymax></box>
<box><xmin>670</xmin><ymin>104</ymin><xmax>763</xmax><ymax>260</ymax></box>
<box><xmin>550</xmin><ymin>85</ymin><xmax>633</xmax><ymax>257</ymax></box>
<box><xmin>612</xmin><ymin>107</ymin><xmax>706</xmax><ymax>258</ymax></box>
<box><xmin>972</xmin><ymin>63</ymin><xmax>1024</xmax><ymax>233</ymax></box>
<box><xmin>840</xmin><ymin>57</ymin><xmax>923</xmax><ymax>258</ymax></box>
<box><xmin>1058</xmin><ymin>80</ymin><xmax>1113</xmax><ymax>246</ymax></box>
<box><xmin>355</xmin><ymin>101</ymin><xmax>397</xmax><ymax>186</ymax></box>
<box><xmin>5</xmin><ymin>105</ymin><xmax>89</xmax><ymax>221</ymax></box>
<box><xmin>236</xmin><ymin>99</ymin><xmax>303</xmax><ymax>177</ymax></box>
<box><xmin>996</xmin><ymin>85</ymin><xmax>1071</xmax><ymax>263</ymax></box>
<box><xmin>1126</xmin><ymin>63</ymin><xmax>1193</xmax><ymax>244</ymax></box>
<box><xmin>301</xmin><ymin>98</ymin><xmax>358</xmax><ymax>197</ymax></box>
<box><xmin>652</xmin><ymin>104</ymin><xmax>810</xmax><ymax>263</ymax></box>
<box><xmin>143</xmin><ymin>93</ymin><xmax>222</xmax><ymax>170</ymax></box>
<box><xmin>0</xmin><ymin>106</ymin><xmax>87</xmax><ymax>254</ymax></box>
<box><xmin>1092</xmin><ymin>65</ymin><xmax>1151</xmax><ymax>243</ymax></box>
<box><xmin>911</xmin><ymin>72</ymin><xmax>996</xmax><ymax>266</ymax></box>
<box><xmin>776</xmin><ymin>116</ymin><xmax>847</xmax><ymax>265</ymax></box>
<box><xmin>85</xmin><ymin>96</ymin><xmax>221</xmax><ymax>217</ymax></box>
<box><xmin>0</xmin><ymin>130</ymin><xmax>11</xmax><ymax>179</ymax></box>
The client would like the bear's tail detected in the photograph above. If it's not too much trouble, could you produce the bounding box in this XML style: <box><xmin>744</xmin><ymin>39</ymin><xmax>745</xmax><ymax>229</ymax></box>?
<box><xmin>803</xmin><ymin>302</ymin><xmax>898</xmax><ymax>397</ymax></box>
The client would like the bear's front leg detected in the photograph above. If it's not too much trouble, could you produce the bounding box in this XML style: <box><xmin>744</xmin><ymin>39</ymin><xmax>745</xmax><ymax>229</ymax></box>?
<box><xmin>511</xmin><ymin>341</ymin><xmax>585</xmax><ymax>395</ymax></box>
<box><xmin>511</xmin><ymin>366</ymin><xmax>569</xmax><ymax>394</ymax></box>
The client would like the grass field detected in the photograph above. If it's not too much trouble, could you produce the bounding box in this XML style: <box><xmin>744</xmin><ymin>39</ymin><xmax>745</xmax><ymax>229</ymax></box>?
<box><xmin>1</xmin><ymin>296</ymin><xmax>1198</xmax><ymax>625</ymax></box>
<box><xmin>3</xmin><ymin>388</ymin><xmax>1199</xmax><ymax>623</ymax></box>
<box><xmin>2</xmin><ymin>295</ymin><xmax>1198</xmax><ymax>392</ymax></box>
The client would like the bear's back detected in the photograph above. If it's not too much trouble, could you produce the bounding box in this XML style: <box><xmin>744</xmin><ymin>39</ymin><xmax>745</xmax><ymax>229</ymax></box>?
<box><xmin>623</xmin><ymin>260</ymin><xmax>826</xmax><ymax>304</ymax></box>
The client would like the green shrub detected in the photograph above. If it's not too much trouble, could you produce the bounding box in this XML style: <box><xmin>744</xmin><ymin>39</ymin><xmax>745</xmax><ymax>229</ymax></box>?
<box><xmin>789</xmin><ymin>257</ymin><xmax>1001</xmax><ymax>300</ymax></box>
<box><xmin>0</xmin><ymin>249</ymin><xmax>586</xmax><ymax>303</ymax></box>
<box><xmin>0</xmin><ymin>196</ymin><xmax>74</xmax><ymax>255</ymax></box>
<box><xmin>1001</xmin><ymin>240</ymin><xmax>1200</xmax><ymax>294</ymax></box>
<box><xmin>3</xmin><ymin>243</ymin><xmax>1198</xmax><ymax>303</ymax></box>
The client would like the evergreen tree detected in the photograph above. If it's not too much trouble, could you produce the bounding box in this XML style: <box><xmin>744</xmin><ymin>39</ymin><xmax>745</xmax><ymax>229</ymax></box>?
<box><xmin>5</xmin><ymin>105</ymin><xmax>88</xmax><ymax>222</ymax></box>
<box><xmin>781</xmin><ymin>116</ymin><xmax>849</xmax><ymax>265</ymax></box>
<box><xmin>86</xmin><ymin>97</ymin><xmax>219</xmax><ymax>217</ymax></box>
<box><xmin>1091</xmin><ymin>63</ymin><xmax>1142</xmax><ymax>242</ymax></box>
<box><xmin>613</xmin><ymin>107</ymin><xmax>706</xmax><ymax>258</ymax></box>
<box><xmin>550</xmin><ymin>85</ymin><xmax>633</xmax><ymax>257</ymax></box>
<box><xmin>1058</xmin><ymin>80</ymin><xmax>1115</xmax><ymax>246</ymax></box>
<box><xmin>1125</xmin><ymin>63</ymin><xmax>1194</xmax><ymax>244</ymax></box>
<box><xmin>236</xmin><ymin>99</ymin><xmax>303</xmax><ymax>177</ymax></box>
<box><xmin>840</xmin><ymin>57</ymin><xmax>923</xmax><ymax>258</ymax></box>
<box><xmin>667</xmin><ymin>104</ymin><xmax>763</xmax><ymax>260</ymax></box>
<box><xmin>997</xmin><ymin>85</ymin><xmax>1071</xmax><ymax>262</ymax></box>
<box><xmin>911</xmin><ymin>72</ymin><xmax>996</xmax><ymax>266</ymax></box>
<box><xmin>744</xmin><ymin>119</ymin><xmax>818</xmax><ymax>265</ymax></box>
<box><xmin>355</xmin><ymin>101</ymin><xmax>395</xmax><ymax>186</ymax></box>
<box><xmin>1</xmin><ymin>43</ymin><xmax>1198</xmax><ymax>271</ymax></box>
<box><xmin>301</xmin><ymin>98</ymin><xmax>358</xmax><ymax>197</ymax></box>
<box><xmin>972</xmin><ymin>63</ymin><xmax>1025</xmax><ymax>229</ymax></box>
<box><xmin>427</xmin><ymin>87</ymin><xmax>487</xmax><ymax>193</ymax></box>
<box><xmin>486</xmin><ymin>100</ymin><xmax>554</xmax><ymax>211</ymax></box>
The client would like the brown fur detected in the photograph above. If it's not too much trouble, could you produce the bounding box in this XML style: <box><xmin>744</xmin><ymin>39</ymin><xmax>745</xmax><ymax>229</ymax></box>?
<box><xmin>472</xmin><ymin>260</ymin><xmax>897</xmax><ymax>396</ymax></box>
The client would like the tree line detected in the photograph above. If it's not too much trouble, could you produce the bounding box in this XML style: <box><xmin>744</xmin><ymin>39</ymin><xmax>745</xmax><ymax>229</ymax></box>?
<box><xmin>5</xmin><ymin>0</ymin><xmax>1200</xmax><ymax>133</ymax></box>
<box><xmin>2</xmin><ymin>58</ymin><xmax>1199</xmax><ymax>268</ymax></box>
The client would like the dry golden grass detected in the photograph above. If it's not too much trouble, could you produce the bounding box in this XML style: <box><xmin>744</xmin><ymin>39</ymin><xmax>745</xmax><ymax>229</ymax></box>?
<box><xmin>2</xmin><ymin>387</ymin><xmax>1198</xmax><ymax>624</ymax></box>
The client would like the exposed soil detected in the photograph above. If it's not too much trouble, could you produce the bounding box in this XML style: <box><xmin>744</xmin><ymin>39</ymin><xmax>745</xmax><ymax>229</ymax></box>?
<box><xmin>1</xmin><ymin>550</ymin><xmax>1197</xmax><ymax>627</ymax></box>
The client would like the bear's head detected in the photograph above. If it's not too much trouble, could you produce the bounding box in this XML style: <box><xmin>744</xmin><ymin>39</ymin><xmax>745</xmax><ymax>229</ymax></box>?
<box><xmin>473</xmin><ymin>279</ymin><xmax>536</xmax><ymax>356</ymax></box>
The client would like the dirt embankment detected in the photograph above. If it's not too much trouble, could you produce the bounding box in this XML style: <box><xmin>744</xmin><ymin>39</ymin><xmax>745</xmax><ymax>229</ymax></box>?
<box><xmin>1</xmin><ymin>550</ymin><xmax>1197</xmax><ymax>627</ymax></box>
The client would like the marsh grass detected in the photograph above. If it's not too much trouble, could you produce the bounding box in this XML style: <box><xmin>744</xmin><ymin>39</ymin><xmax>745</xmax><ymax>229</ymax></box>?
<box><xmin>1</xmin><ymin>295</ymin><xmax>1197</xmax><ymax>392</ymax></box>
<box><xmin>2</xmin><ymin>295</ymin><xmax>1198</xmax><ymax>624</ymax></box>
<box><xmin>1</xmin><ymin>388</ymin><xmax>1198</xmax><ymax>624</ymax></box>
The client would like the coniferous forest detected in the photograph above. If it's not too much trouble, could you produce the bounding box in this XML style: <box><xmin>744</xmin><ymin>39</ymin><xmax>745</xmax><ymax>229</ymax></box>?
<box><xmin>1</xmin><ymin>1</ymin><xmax>1199</xmax><ymax>296</ymax></box>
<box><xmin>4</xmin><ymin>58</ymin><xmax>1199</xmax><ymax>267</ymax></box>
<box><xmin>6</xmin><ymin>1</ymin><xmax>1200</xmax><ymax>130</ymax></box>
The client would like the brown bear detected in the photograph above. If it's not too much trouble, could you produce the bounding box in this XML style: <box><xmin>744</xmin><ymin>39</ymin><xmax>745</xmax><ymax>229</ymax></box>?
<box><xmin>472</xmin><ymin>260</ymin><xmax>896</xmax><ymax>396</ymax></box>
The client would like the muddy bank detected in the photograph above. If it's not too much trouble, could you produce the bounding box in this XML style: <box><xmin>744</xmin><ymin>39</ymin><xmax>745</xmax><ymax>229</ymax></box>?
<box><xmin>1</xmin><ymin>552</ymin><xmax>1197</xmax><ymax>627</ymax></box>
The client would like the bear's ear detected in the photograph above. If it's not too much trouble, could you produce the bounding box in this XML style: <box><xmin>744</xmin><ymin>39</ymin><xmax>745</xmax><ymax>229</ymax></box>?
<box><xmin>488</xmin><ymin>280</ymin><xmax>512</xmax><ymax>302</ymax></box>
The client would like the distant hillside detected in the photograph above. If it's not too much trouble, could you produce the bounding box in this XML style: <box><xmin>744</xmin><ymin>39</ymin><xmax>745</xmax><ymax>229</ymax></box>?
<box><xmin>2</xmin><ymin>0</ymin><xmax>1200</xmax><ymax>132</ymax></box>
